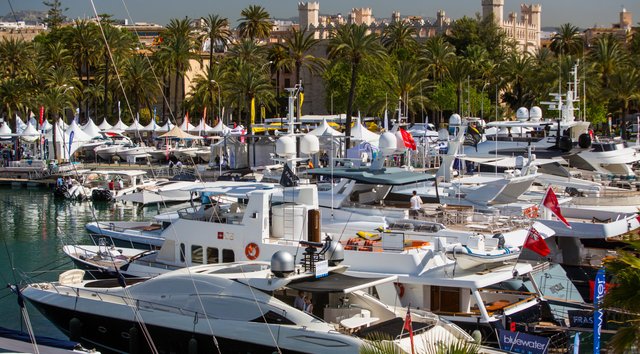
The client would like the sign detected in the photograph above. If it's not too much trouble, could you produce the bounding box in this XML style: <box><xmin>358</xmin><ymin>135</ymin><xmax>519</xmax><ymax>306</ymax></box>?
<box><xmin>593</xmin><ymin>268</ymin><xmax>606</xmax><ymax>354</ymax></box>
<box><xmin>381</xmin><ymin>232</ymin><xmax>405</xmax><ymax>251</ymax></box>
<box><xmin>568</xmin><ymin>310</ymin><xmax>595</xmax><ymax>328</ymax></box>
<box><xmin>315</xmin><ymin>260</ymin><xmax>328</xmax><ymax>278</ymax></box>
<box><xmin>497</xmin><ymin>329</ymin><xmax>550</xmax><ymax>354</ymax></box>
<box><xmin>217</xmin><ymin>232</ymin><xmax>224</xmax><ymax>240</ymax></box>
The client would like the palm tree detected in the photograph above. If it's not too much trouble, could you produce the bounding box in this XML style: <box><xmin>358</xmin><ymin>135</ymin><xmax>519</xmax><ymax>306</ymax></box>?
<box><xmin>237</xmin><ymin>5</ymin><xmax>272</xmax><ymax>41</ymax></box>
<box><xmin>36</xmin><ymin>41</ymin><xmax>73</xmax><ymax>69</ymax></box>
<box><xmin>267</xmin><ymin>44</ymin><xmax>291</xmax><ymax>116</ymax></box>
<box><xmin>606</xmin><ymin>68</ymin><xmax>640</xmax><ymax>118</ymax></box>
<box><xmin>156</xmin><ymin>18</ymin><xmax>198</xmax><ymax>122</ymax></box>
<box><xmin>0</xmin><ymin>37</ymin><xmax>33</xmax><ymax>79</ymax></box>
<box><xmin>199</xmin><ymin>14</ymin><xmax>231</xmax><ymax>68</ymax></box>
<box><xmin>0</xmin><ymin>78</ymin><xmax>29</xmax><ymax>124</ymax></box>
<box><xmin>188</xmin><ymin>64</ymin><xmax>225</xmax><ymax>124</ymax></box>
<box><xmin>98</xmin><ymin>25</ymin><xmax>135</xmax><ymax>123</ymax></box>
<box><xmin>381</xmin><ymin>21</ymin><xmax>417</xmax><ymax>56</ymax></box>
<box><xmin>225</xmin><ymin>60</ymin><xmax>274</xmax><ymax>134</ymax></box>
<box><xmin>589</xmin><ymin>34</ymin><xmax>628</xmax><ymax>89</ymax></box>
<box><xmin>550</xmin><ymin>23</ymin><xmax>584</xmax><ymax>57</ymax></box>
<box><xmin>497</xmin><ymin>52</ymin><xmax>536</xmax><ymax>111</ymax></box>
<box><xmin>420</xmin><ymin>36</ymin><xmax>456</xmax><ymax>124</ymax></box>
<box><xmin>327</xmin><ymin>24</ymin><xmax>386</xmax><ymax>153</ymax></box>
<box><xmin>446</xmin><ymin>57</ymin><xmax>475</xmax><ymax>115</ymax></box>
<box><xmin>121</xmin><ymin>55</ymin><xmax>160</xmax><ymax>121</ymax></box>
<box><xmin>229</xmin><ymin>39</ymin><xmax>267</xmax><ymax>62</ymax></box>
<box><xmin>66</xmin><ymin>19</ymin><xmax>100</xmax><ymax>121</ymax></box>
<box><xmin>385</xmin><ymin>61</ymin><xmax>429</xmax><ymax>123</ymax></box>
<box><xmin>283</xmin><ymin>28</ymin><xmax>326</xmax><ymax>87</ymax></box>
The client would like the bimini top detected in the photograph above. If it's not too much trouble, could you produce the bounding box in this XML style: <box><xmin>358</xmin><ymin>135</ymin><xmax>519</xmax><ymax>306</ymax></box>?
<box><xmin>307</xmin><ymin>167</ymin><xmax>434</xmax><ymax>186</ymax></box>
<box><xmin>287</xmin><ymin>273</ymin><xmax>397</xmax><ymax>294</ymax></box>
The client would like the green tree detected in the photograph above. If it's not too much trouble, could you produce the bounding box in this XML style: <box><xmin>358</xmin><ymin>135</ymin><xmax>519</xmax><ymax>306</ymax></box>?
<box><xmin>237</xmin><ymin>5</ymin><xmax>272</xmax><ymax>41</ymax></box>
<box><xmin>65</xmin><ymin>19</ymin><xmax>100</xmax><ymax>121</ymax></box>
<box><xmin>41</xmin><ymin>0</ymin><xmax>67</xmax><ymax>29</ymax></box>
<box><xmin>283</xmin><ymin>28</ymin><xmax>325</xmax><ymax>86</ymax></box>
<box><xmin>384</xmin><ymin>61</ymin><xmax>429</xmax><ymax>123</ymax></box>
<box><xmin>589</xmin><ymin>34</ymin><xmax>628</xmax><ymax>89</ymax></box>
<box><xmin>200</xmin><ymin>14</ymin><xmax>231</xmax><ymax>69</ymax></box>
<box><xmin>267</xmin><ymin>44</ymin><xmax>292</xmax><ymax>115</ymax></box>
<box><xmin>327</xmin><ymin>24</ymin><xmax>386</xmax><ymax>153</ymax></box>
<box><xmin>605</xmin><ymin>68</ymin><xmax>640</xmax><ymax>118</ymax></box>
<box><xmin>121</xmin><ymin>55</ymin><xmax>160</xmax><ymax>121</ymax></box>
<box><xmin>225</xmin><ymin>60</ymin><xmax>274</xmax><ymax>135</ymax></box>
<box><xmin>550</xmin><ymin>23</ymin><xmax>584</xmax><ymax>57</ymax></box>
<box><xmin>0</xmin><ymin>38</ymin><xmax>33</xmax><ymax>79</ymax></box>
<box><xmin>381</xmin><ymin>21</ymin><xmax>417</xmax><ymax>58</ymax></box>
<box><xmin>188</xmin><ymin>64</ymin><xmax>225</xmax><ymax>124</ymax></box>
<box><xmin>446</xmin><ymin>57</ymin><xmax>475</xmax><ymax>115</ymax></box>
<box><xmin>498</xmin><ymin>52</ymin><xmax>536</xmax><ymax>111</ymax></box>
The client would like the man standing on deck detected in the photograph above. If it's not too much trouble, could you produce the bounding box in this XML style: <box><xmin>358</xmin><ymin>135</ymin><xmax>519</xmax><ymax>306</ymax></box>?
<box><xmin>409</xmin><ymin>190</ymin><xmax>423</xmax><ymax>219</ymax></box>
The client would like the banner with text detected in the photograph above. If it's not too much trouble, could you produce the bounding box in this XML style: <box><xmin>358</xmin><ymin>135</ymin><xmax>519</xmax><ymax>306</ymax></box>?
<box><xmin>498</xmin><ymin>329</ymin><xmax>550</xmax><ymax>354</ymax></box>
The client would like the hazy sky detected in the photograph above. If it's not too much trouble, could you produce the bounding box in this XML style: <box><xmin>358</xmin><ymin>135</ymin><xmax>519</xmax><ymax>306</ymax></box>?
<box><xmin>3</xmin><ymin>0</ymin><xmax>638</xmax><ymax>29</ymax></box>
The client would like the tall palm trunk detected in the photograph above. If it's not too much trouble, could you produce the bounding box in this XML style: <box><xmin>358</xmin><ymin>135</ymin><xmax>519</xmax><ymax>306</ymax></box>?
<box><xmin>345</xmin><ymin>61</ymin><xmax>359</xmax><ymax>155</ymax></box>
<box><xmin>173</xmin><ymin>70</ymin><xmax>180</xmax><ymax>123</ymax></box>
<box><xmin>162</xmin><ymin>77</ymin><xmax>168</xmax><ymax>124</ymax></box>
<box><xmin>85</xmin><ymin>58</ymin><xmax>90</xmax><ymax>124</ymax></box>
<box><xmin>103</xmin><ymin>55</ymin><xmax>109</xmax><ymax>123</ymax></box>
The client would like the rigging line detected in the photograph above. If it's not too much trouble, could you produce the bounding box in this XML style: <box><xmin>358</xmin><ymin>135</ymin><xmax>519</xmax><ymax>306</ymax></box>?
<box><xmin>6</xmin><ymin>0</ymin><xmax>25</xmax><ymax>41</ymax></box>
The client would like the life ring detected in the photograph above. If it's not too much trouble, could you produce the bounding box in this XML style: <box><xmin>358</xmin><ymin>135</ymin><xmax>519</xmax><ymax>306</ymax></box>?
<box><xmin>394</xmin><ymin>282</ymin><xmax>405</xmax><ymax>298</ymax></box>
<box><xmin>524</xmin><ymin>205</ymin><xmax>539</xmax><ymax>218</ymax></box>
<box><xmin>245</xmin><ymin>243</ymin><xmax>260</xmax><ymax>260</ymax></box>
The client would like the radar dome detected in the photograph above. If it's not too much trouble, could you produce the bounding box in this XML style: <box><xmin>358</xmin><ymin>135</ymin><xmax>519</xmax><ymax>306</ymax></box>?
<box><xmin>395</xmin><ymin>131</ymin><xmax>407</xmax><ymax>152</ymax></box>
<box><xmin>300</xmin><ymin>134</ymin><xmax>319</xmax><ymax>155</ymax></box>
<box><xmin>516</xmin><ymin>107</ymin><xmax>529</xmax><ymax>122</ymax></box>
<box><xmin>378</xmin><ymin>132</ymin><xmax>397</xmax><ymax>155</ymax></box>
<box><xmin>530</xmin><ymin>106</ymin><xmax>542</xmax><ymax>121</ymax></box>
<box><xmin>271</xmin><ymin>250</ymin><xmax>294</xmax><ymax>278</ymax></box>
<box><xmin>438</xmin><ymin>128</ymin><xmax>449</xmax><ymax>141</ymax></box>
<box><xmin>449</xmin><ymin>114</ymin><xmax>462</xmax><ymax>126</ymax></box>
<box><xmin>275</xmin><ymin>135</ymin><xmax>296</xmax><ymax>157</ymax></box>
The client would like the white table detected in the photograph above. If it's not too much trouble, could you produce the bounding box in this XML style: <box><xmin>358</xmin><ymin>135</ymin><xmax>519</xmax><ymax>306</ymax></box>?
<box><xmin>340</xmin><ymin>316</ymin><xmax>379</xmax><ymax>330</ymax></box>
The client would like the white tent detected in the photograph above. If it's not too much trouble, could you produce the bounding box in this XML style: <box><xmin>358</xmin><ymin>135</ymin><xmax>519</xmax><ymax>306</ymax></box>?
<box><xmin>158</xmin><ymin>121</ymin><xmax>175</xmax><ymax>132</ymax></box>
<box><xmin>0</xmin><ymin>122</ymin><xmax>12</xmax><ymax>139</ymax></box>
<box><xmin>82</xmin><ymin>118</ymin><xmax>102</xmax><ymax>138</ymax></box>
<box><xmin>308</xmin><ymin>119</ymin><xmax>342</xmax><ymax>137</ymax></box>
<box><xmin>195</xmin><ymin>120</ymin><xmax>215</xmax><ymax>135</ymax></box>
<box><xmin>126</xmin><ymin>119</ymin><xmax>144</xmax><ymax>133</ymax></box>
<box><xmin>39</xmin><ymin>119</ymin><xmax>52</xmax><ymax>132</ymax></box>
<box><xmin>15</xmin><ymin>115</ymin><xmax>27</xmax><ymax>134</ymax></box>
<box><xmin>351</xmin><ymin>117</ymin><xmax>380</xmax><ymax>146</ymax></box>
<box><xmin>59</xmin><ymin>121</ymin><xmax>92</xmax><ymax>160</ymax></box>
<box><xmin>111</xmin><ymin>118</ymin><xmax>129</xmax><ymax>131</ymax></box>
<box><xmin>98</xmin><ymin>119</ymin><xmax>113</xmax><ymax>131</ymax></box>
<box><xmin>180</xmin><ymin>119</ymin><xmax>196</xmax><ymax>132</ymax></box>
<box><xmin>209</xmin><ymin>120</ymin><xmax>231</xmax><ymax>135</ymax></box>
<box><xmin>56</xmin><ymin>118</ymin><xmax>68</xmax><ymax>131</ymax></box>
<box><xmin>19</xmin><ymin>121</ymin><xmax>40</xmax><ymax>142</ymax></box>
<box><xmin>28</xmin><ymin>115</ymin><xmax>37</xmax><ymax>128</ymax></box>
<box><xmin>142</xmin><ymin>120</ymin><xmax>160</xmax><ymax>132</ymax></box>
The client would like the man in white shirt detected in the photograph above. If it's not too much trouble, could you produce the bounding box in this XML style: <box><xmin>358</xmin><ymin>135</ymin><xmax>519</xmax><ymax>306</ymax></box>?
<box><xmin>409</xmin><ymin>190</ymin><xmax>423</xmax><ymax>219</ymax></box>
<box><xmin>294</xmin><ymin>291</ymin><xmax>306</xmax><ymax>311</ymax></box>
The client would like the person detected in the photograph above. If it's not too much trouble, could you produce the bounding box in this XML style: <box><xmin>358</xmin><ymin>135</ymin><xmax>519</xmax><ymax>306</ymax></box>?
<box><xmin>294</xmin><ymin>291</ymin><xmax>306</xmax><ymax>311</ymax></box>
<box><xmin>56</xmin><ymin>176</ymin><xmax>64</xmax><ymax>187</ymax></box>
<box><xmin>304</xmin><ymin>296</ymin><xmax>313</xmax><ymax>314</ymax></box>
<box><xmin>409</xmin><ymin>190</ymin><xmax>423</xmax><ymax>219</ymax></box>
<box><xmin>117</xmin><ymin>178</ymin><xmax>124</xmax><ymax>190</ymax></box>
<box><xmin>214</xmin><ymin>154</ymin><xmax>220</xmax><ymax>166</ymax></box>
<box><xmin>176</xmin><ymin>160</ymin><xmax>183</xmax><ymax>172</ymax></box>
<box><xmin>108</xmin><ymin>179</ymin><xmax>115</xmax><ymax>190</ymax></box>
<box><xmin>168</xmin><ymin>160</ymin><xmax>174</xmax><ymax>173</ymax></box>
<box><xmin>320</xmin><ymin>152</ymin><xmax>329</xmax><ymax>167</ymax></box>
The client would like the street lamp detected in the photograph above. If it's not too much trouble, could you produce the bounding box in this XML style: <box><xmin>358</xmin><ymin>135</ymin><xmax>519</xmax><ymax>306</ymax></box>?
<box><xmin>210</xmin><ymin>80</ymin><xmax>222</xmax><ymax>125</ymax></box>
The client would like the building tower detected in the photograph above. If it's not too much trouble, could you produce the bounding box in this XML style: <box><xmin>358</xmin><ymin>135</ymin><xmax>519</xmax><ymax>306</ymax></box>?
<box><xmin>620</xmin><ymin>7</ymin><xmax>632</xmax><ymax>31</ymax></box>
<box><xmin>392</xmin><ymin>11</ymin><xmax>401</xmax><ymax>23</ymax></box>
<box><xmin>482</xmin><ymin>0</ymin><xmax>504</xmax><ymax>24</ymax></box>
<box><xmin>298</xmin><ymin>2</ymin><xmax>319</xmax><ymax>30</ymax></box>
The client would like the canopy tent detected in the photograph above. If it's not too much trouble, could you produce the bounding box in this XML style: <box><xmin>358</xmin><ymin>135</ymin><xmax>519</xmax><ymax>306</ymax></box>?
<box><xmin>158</xmin><ymin>126</ymin><xmax>203</xmax><ymax>140</ymax></box>
<box><xmin>28</xmin><ymin>115</ymin><xmax>37</xmax><ymax>128</ymax></box>
<box><xmin>179</xmin><ymin>119</ymin><xmax>196</xmax><ymax>132</ymax></box>
<box><xmin>0</xmin><ymin>122</ymin><xmax>13</xmax><ymax>139</ymax></box>
<box><xmin>158</xmin><ymin>121</ymin><xmax>175</xmax><ymax>132</ymax></box>
<box><xmin>111</xmin><ymin>118</ymin><xmax>129</xmax><ymax>131</ymax></box>
<box><xmin>209</xmin><ymin>120</ymin><xmax>231</xmax><ymax>135</ymax></box>
<box><xmin>195</xmin><ymin>120</ymin><xmax>215</xmax><ymax>135</ymax></box>
<box><xmin>351</xmin><ymin>117</ymin><xmax>380</xmax><ymax>146</ymax></box>
<box><xmin>81</xmin><ymin>118</ymin><xmax>102</xmax><ymax>138</ymax></box>
<box><xmin>15</xmin><ymin>116</ymin><xmax>27</xmax><ymax>134</ymax></box>
<box><xmin>56</xmin><ymin>118</ymin><xmax>68</xmax><ymax>131</ymax></box>
<box><xmin>308</xmin><ymin>119</ymin><xmax>342</xmax><ymax>137</ymax></box>
<box><xmin>142</xmin><ymin>120</ymin><xmax>161</xmax><ymax>132</ymax></box>
<box><xmin>19</xmin><ymin>121</ymin><xmax>40</xmax><ymax>142</ymax></box>
<box><xmin>98</xmin><ymin>119</ymin><xmax>113</xmax><ymax>131</ymax></box>
<box><xmin>125</xmin><ymin>119</ymin><xmax>145</xmax><ymax>133</ymax></box>
<box><xmin>39</xmin><ymin>119</ymin><xmax>52</xmax><ymax>132</ymax></box>
<box><xmin>53</xmin><ymin>120</ymin><xmax>92</xmax><ymax>160</ymax></box>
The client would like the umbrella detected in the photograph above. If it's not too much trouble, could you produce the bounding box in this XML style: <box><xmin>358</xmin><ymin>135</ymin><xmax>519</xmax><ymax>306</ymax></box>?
<box><xmin>158</xmin><ymin>126</ymin><xmax>203</xmax><ymax>140</ymax></box>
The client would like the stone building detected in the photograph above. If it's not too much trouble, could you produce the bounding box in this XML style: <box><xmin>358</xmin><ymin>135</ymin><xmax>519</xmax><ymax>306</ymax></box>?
<box><xmin>482</xmin><ymin>0</ymin><xmax>541</xmax><ymax>53</ymax></box>
<box><xmin>584</xmin><ymin>8</ymin><xmax>634</xmax><ymax>44</ymax></box>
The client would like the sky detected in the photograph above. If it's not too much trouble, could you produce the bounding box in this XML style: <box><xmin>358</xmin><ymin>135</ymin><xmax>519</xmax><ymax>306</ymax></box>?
<box><xmin>2</xmin><ymin>0</ymin><xmax>639</xmax><ymax>29</ymax></box>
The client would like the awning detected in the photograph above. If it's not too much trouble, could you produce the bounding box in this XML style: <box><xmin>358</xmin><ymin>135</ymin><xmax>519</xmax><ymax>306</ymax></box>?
<box><xmin>288</xmin><ymin>273</ymin><xmax>397</xmax><ymax>294</ymax></box>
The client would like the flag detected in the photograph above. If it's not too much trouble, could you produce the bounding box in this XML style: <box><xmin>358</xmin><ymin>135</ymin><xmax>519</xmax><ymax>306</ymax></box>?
<box><xmin>399</xmin><ymin>128</ymin><xmax>417</xmax><ymax>150</ymax></box>
<box><xmin>523</xmin><ymin>227</ymin><xmax>550</xmax><ymax>257</ymax></box>
<box><xmin>39</xmin><ymin>106</ymin><xmax>44</xmax><ymax>126</ymax></box>
<box><xmin>403</xmin><ymin>307</ymin><xmax>415</xmax><ymax>354</ymax></box>
<box><xmin>299</xmin><ymin>91</ymin><xmax>304</xmax><ymax>115</ymax></box>
<box><xmin>68</xmin><ymin>130</ymin><xmax>75</xmax><ymax>158</ymax></box>
<box><xmin>250</xmin><ymin>97</ymin><xmax>256</xmax><ymax>132</ymax></box>
<box><xmin>185</xmin><ymin>111</ymin><xmax>190</xmax><ymax>131</ymax></box>
<box><xmin>203</xmin><ymin>106</ymin><xmax>207</xmax><ymax>123</ymax></box>
<box><xmin>542</xmin><ymin>187</ymin><xmax>571</xmax><ymax>228</ymax></box>
<box><xmin>279</xmin><ymin>163</ymin><xmax>299</xmax><ymax>187</ymax></box>
<box><xmin>383</xmin><ymin>109</ymin><xmax>388</xmax><ymax>131</ymax></box>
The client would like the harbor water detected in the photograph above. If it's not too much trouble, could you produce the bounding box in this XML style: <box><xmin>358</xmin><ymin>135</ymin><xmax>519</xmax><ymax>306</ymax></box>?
<box><xmin>0</xmin><ymin>185</ymin><xmax>163</xmax><ymax>340</ymax></box>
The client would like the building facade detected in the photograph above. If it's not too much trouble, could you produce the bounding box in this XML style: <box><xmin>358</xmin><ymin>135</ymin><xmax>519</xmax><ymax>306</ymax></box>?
<box><xmin>482</xmin><ymin>0</ymin><xmax>541</xmax><ymax>52</ymax></box>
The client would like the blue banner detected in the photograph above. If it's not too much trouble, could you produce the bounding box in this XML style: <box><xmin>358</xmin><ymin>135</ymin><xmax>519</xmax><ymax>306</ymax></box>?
<box><xmin>573</xmin><ymin>332</ymin><xmax>580</xmax><ymax>354</ymax></box>
<box><xmin>68</xmin><ymin>130</ymin><xmax>74</xmax><ymax>158</ymax></box>
<box><xmin>497</xmin><ymin>329</ymin><xmax>550</xmax><ymax>354</ymax></box>
<box><xmin>593</xmin><ymin>268</ymin><xmax>606</xmax><ymax>354</ymax></box>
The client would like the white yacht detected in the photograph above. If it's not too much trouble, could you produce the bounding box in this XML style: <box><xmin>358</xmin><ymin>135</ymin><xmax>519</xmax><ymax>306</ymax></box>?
<box><xmin>87</xmin><ymin>170</ymin><xmax>160</xmax><ymax>202</ymax></box>
<box><xmin>22</xmin><ymin>255</ymin><xmax>475</xmax><ymax>354</ymax></box>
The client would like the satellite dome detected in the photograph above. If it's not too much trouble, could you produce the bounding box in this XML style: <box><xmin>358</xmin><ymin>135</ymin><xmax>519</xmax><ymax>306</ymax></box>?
<box><xmin>300</xmin><ymin>134</ymin><xmax>319</xmax><ymax>155</ymax></box>
<box><xmin>438</xmin><ymin>128</ymin><xmax>449</xmax><ymax>141</ymax></box>
<box><xmin>530</xmin><ymin>106</ymin><xmax>542</xmax><ymax>121</ymax></box>
<box><xmin>378</xmin><ymin>132</ymin><xmax>397</xmax><ymax>155</ymax></box>
<box><xmin>275</xmin><ymin>135</ymin><xmax>296</xmax><ymax>157</ymax></box>
<box><xmin>516</xmin><ymin>107</ymin><xmax>529</xmax><ymax>122</ymax></box>
<box><xmin>271</xmin><ymin>251</ymin><xmax>294</xmax><ymax>278</ymax></box>
<box><xmin>449</xmin><ymin>114</ymin><xmax>462</xmax><ymax>126</ymax></box>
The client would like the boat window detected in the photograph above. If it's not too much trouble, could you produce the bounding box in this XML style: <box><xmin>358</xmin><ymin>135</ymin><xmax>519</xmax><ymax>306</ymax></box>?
<box><xmin>207</xmin><ymin>247</ymin><xmax>219</xmax><ymax>264</ymax></box>
<box><xmin>180</xmin><ymin>243</ymin><xmax>185</xmax><ymax>262</ymax></box>
<box><xmin>192</xmin><ymin>245</ymin><xmax>203</xmax><ymax>264</ymax></box>
<box><xmin>222</xmin><ymin>249</ymin><xmax>234</xmax><ymax>262</ymax></box>
<box><xmin>430</xmin><ymin>286</ymin><xmax>460</xmax><ymax>313</ymax></box>
<box><xmin>250</xmin><ymin>310</ymin><xmax>295</xmax><ymax>325</ymax></box>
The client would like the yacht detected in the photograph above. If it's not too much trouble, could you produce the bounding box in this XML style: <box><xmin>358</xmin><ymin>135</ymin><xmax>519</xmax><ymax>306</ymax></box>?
<box><xmin>87</xmin><ymin>170</ymin><xmax>160</xmax><ymax>202</ymax></box>
<box><xmin>23</xmin><ymin>253</ymin><xmax>475</xmax><ymax>354</ymax></box>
